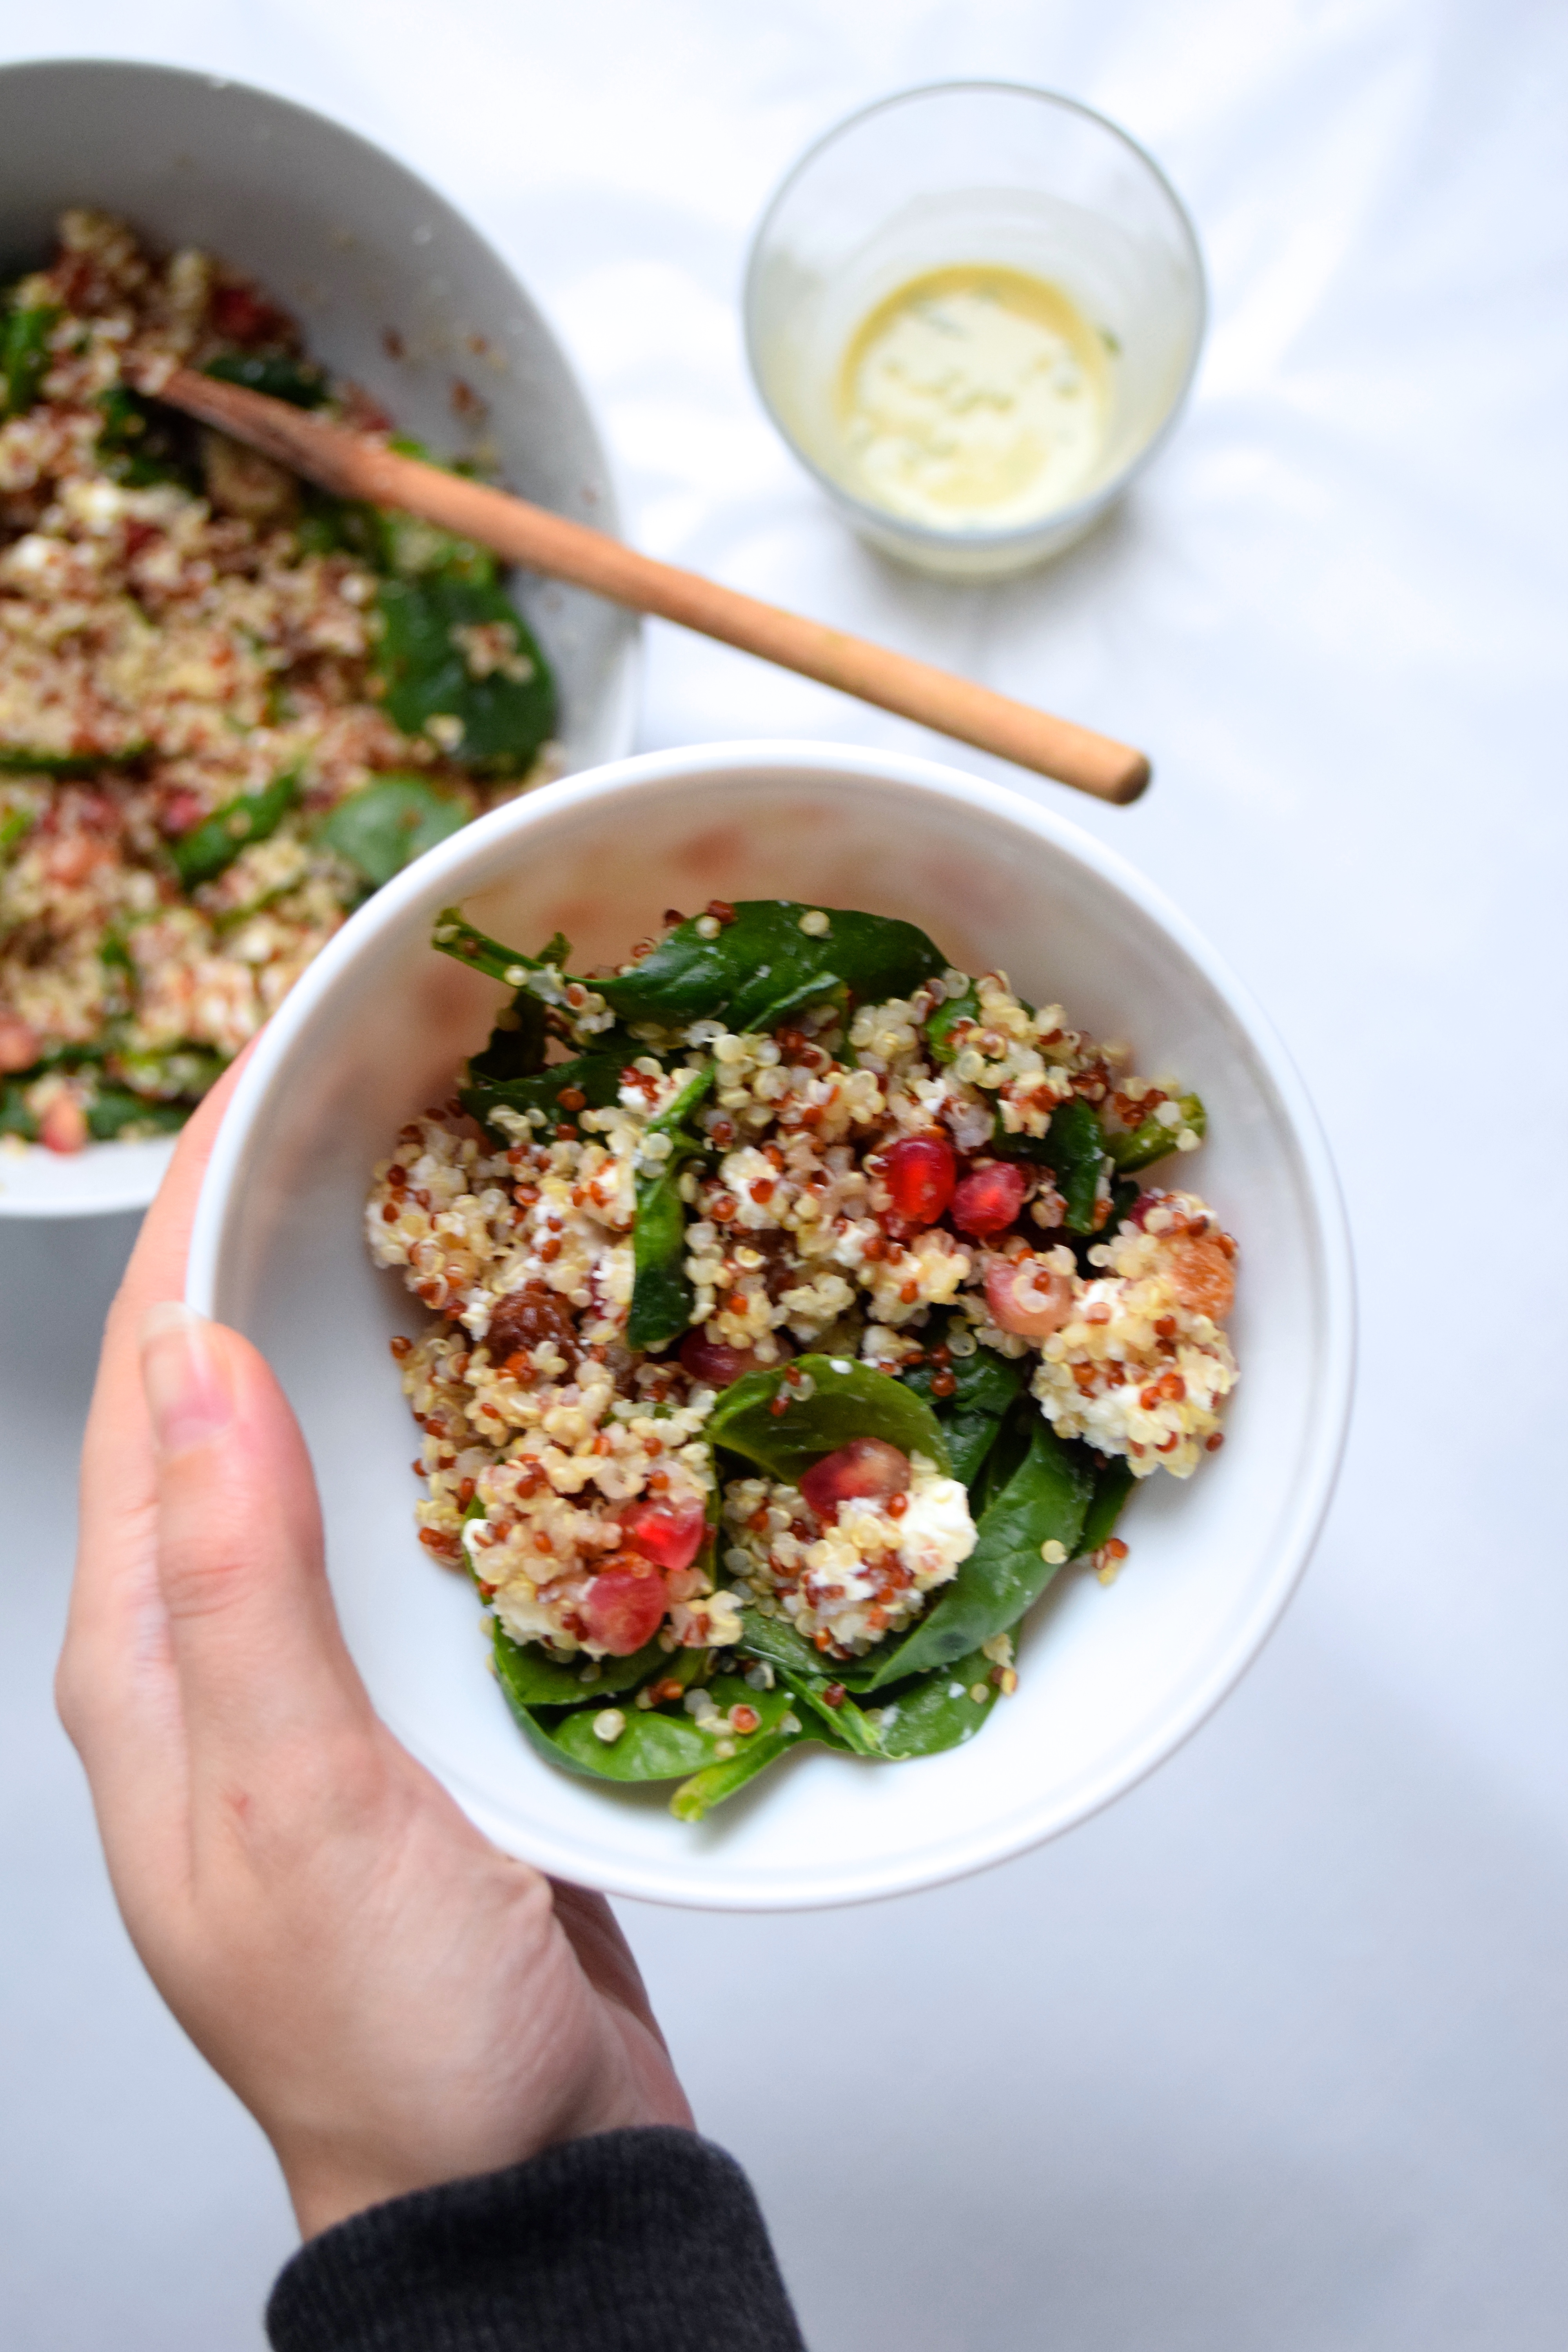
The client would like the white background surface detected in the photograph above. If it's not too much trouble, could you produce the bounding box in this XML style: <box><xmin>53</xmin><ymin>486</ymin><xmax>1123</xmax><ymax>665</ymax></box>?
<box><xmin>1</xmin><ymin>2</ymin><xmax>1564</xmax><ymax>2346</ymax></box>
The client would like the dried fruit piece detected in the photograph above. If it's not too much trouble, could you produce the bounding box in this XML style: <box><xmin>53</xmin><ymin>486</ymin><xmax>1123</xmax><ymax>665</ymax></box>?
<box><xmin>800</xmin><ymin>1437</ymin><xmax>911</xmax><ymax>1519</ymax></box>
<box><xmin>581</xmin><ymin>1557</ymin><xmax>668</xmax><ymax>1655</ymax></box>
<box><xmin>621</xmin><ymin>1496</ymin><xmax>706</xmax><ymax>1574</ymax></box>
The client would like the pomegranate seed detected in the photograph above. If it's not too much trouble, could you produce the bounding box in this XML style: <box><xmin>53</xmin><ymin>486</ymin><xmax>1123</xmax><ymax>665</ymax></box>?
<box><xmin>880</xmin><ymin>1134</ymin><xmax>956</xmax><ymax>1224</ymax></box>
<box><xmin>40</xmin><ymin>1096</ymin><xmax>89</xmax><ymax>1155</ymax></box>
<box><xmin>621</xmin><ymin>1495</ymin><xmax>706</xmax><ymax>1573</ymax></box>
<box><xmin>951</xmin><ymin>1161</ymin><xmax>1026</xmax><ymax>1238</ymax></box>
<box><xmin>581</xmin><ymin>1558</ymin><xmax>668</xmax><ymax>1655</ymax></box>
<box><xmin>800</xmin><ymin>1438</ymin><xmax>911</xmax><ymax>1519</ymax></box>
<box><xmin>678</xmin><ymin>1330</ymin><xmax>770</xmax><ymax>1385</ymax></box>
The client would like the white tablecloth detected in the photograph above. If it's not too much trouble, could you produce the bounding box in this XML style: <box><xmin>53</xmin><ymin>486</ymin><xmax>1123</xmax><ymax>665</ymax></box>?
<box><xmin>2</xmin><ymin>4</ymin><xmax>1564</xmax><ymax>2345</ymax></box>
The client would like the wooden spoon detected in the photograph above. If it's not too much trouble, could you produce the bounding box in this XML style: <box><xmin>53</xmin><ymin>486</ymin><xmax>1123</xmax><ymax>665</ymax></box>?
<box><xmin>151</xmin><ymin>365</ymin><xmax>1151</xmax><ymax>804</ymax></box>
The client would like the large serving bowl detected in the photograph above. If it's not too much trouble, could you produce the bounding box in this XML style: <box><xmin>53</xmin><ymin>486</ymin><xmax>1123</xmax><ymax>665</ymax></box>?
<box><xmin>187</xmin><ymin>742</ymin><xmax>1354</xmax><ymax>1910</ymax></box>
<box><xmin>0</xmin><ymin>58</ymin><xmax>638</xmax><ymax>1218</ymax></box>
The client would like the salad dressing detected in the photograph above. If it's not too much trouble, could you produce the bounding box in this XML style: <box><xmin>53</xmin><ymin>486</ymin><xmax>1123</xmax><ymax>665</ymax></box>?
<box><xmin>835</xmin><ymin>265</ymin><xmax>1111</xmax><ymax>533</ymax></box>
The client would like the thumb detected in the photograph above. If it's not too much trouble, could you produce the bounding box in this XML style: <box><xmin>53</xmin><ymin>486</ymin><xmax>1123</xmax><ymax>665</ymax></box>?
<box><xmin>141</xmin><ymin>1303</ymin><xmax>374</xmax><ymax>1781</ymax></box>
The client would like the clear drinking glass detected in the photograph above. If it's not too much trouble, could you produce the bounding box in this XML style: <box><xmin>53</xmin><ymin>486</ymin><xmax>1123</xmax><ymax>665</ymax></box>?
<box><xmin>744</xmin><ymin>83</ymin><xmax>1206</xmax><ymax>580</ymax></box>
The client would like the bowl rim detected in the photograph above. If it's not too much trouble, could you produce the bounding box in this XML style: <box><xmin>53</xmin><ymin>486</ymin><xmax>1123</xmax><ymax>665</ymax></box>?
<box><xmin>0</xmin><ymin>52</ymin><xmax>639</xmax><ymax>1219</ymax></box>
<box><xmin>742</xmin><ymin>78</ymin><xmax>1209</xmax><ymax>559</ymax></box>
<box><xmin>187</xmin><ymin>739</ymin><xmax>1356</xmax><ymax>1910</ymax></box>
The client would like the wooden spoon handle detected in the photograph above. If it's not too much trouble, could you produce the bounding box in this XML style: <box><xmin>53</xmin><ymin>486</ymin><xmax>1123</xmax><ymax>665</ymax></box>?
<box><xmin>156</xmin><ymin>366</ymin><xmax>1151</xmax><ymax>804</ymax></box>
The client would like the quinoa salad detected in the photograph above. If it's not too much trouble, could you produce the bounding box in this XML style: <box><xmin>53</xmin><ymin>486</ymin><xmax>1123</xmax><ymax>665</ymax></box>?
<box><xmin>0</xmin><ymin>210</ymin><xmax>556</xmax><ymax>1155</ymax></box>
<box><xmin>368</xmin><ymin>898</ymin><xmax>1239</xmax><ymax>1820</ymax></box>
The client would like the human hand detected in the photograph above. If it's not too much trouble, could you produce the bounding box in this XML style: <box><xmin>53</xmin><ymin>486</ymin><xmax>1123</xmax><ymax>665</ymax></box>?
<box><xmin>57</xmin><ymin>1067</ymin><xmax>692</xmax><ymax>2239</ymax></box>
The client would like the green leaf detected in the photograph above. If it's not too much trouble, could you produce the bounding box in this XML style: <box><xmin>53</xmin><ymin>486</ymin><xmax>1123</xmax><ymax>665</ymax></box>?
<box><xmin>204</xmin><ymin>350</ymin><xmax>328</xmax><ymax>408</ymax></box>
<box><xmin>1079</xmin><ymin>1453</ymin><xmax>1136</xmax><ymax>1556</ymax></box>
<box><xmin>84</xmin><ymin>1089</ymin><xmax>189</xmax><ymax>1141</ymax></box>
<box><xmin>996</xmin><ymin>1094</ymin><xmax>1107</xmax><ymax>1234</ymax></box>
<box><xmin>508</xmin><ymin>1672</ymin><xmax>805</xmax><ymax>1791</ymax></box>
<box><xmin>0</xmin><ymin>742</ymin><xmax>146</xmax><ymax>777</ymax></box>
<box><xmin>319</xmin><ymin>772</ymin><xmax>472</xmax><ymax>889</ymax></box>
<box><xmin>874</xmin><ymin>1647</ymin><xmax>1004</xmax><ymax>1758</ymax></box>
<box><xmin>459</xmin><ymin>1047</ymin><xmax>626</xmax><ymax>1147</ymax></box>
<box><xmin>96</xmin><ymin>385</ymin><xmax>200</xmax><ymax>489</ymax></box>
<box><xmin>466</xmin><ymin>989</ymin><xmax>550</xmax><ymax>1085</ymax></box>
<box><xmin>170</xmin><ymin>768</ymin><xmax>301</xmax><ymax>891</ymax></box>
<box><xmin>3</xmin><ymin>304</ymin><xmax>56</xmax><ymax>417</ymax></box>
<box><xmin>849</xmin><ymin>1416</ymin><xmax>1093</xmax><ymax>1690</ymax></box>
<box><xmin>0</xmin><ymin>805</ymin><xmax>34</xmax><ymax>857</ymax></box>
<box><xmin>109</xmin><ymin>1047</ymin><xmax>225</xmax><ymax>1103</ymax></box>
<box><xmin>706</xmin><ymin>1355</ymin><xmax>951</xmax><ymax>1484</ymax></box>
<box><xmin>626</xmin><ymin>1064</ymin><xmax>715</xmax><ymax>1353</ymax></box>
<box><xmin>593</xmin><ymin>901</ymin><xmax>946</xmax><ymax>1034</ymax></box>
<box><xmin>670</xmin><ymin>1731</ymin><xmax>802</xmax><ymax>1820</ymax></box>
<box><xmin>1107</xmin><ymin>1093</ymin><xmax>1207</xmax><ymax>1171</ymax></box>
<box><xmin>777</xmin><ymin>1671</ymin><xmax>887</xmax><ymax>1757</ymax></box>
<box><xmin>925</xmin><ymin>980</ymin><xmax>980</xmax><ymax>1062</ymax></box>
<box><xmin>294</xmin><ymin>486</ymin><xmax>384</xmax><ymax>562</ymax></box>
<box><xmin>0</xmin><ymin>1080</ymin><xmax>38</xmax><ymax>1141</ymax></box>
<box><xmin>493</xmin><ymin>1622</ymin><xmax>700</xmax><ymax>1708</ymax></box>
<box><xmin>375</xmin><ymin>574</ymin><xmax>554</xmax><ymax>777</ymax></box>
<box><xmin>431</xmin><ymin>906</ymin><xmax>566</xmax><ymax>987</ymax></box>
<box><xmin>903</xmin><ymin>1328</ymin><xmax>1029</xmax><ymax>1488</ymax></box>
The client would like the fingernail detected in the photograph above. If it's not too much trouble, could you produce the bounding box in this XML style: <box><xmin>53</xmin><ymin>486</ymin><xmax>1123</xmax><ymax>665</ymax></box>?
<box><xmin>140</xmin><ymin>1301</ymin><xmax>232</xmax><ymax>1455</ymax></box>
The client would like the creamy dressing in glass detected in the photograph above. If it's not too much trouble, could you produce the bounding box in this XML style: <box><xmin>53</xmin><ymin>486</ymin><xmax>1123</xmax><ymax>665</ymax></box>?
<box><xmin>835</xmin><ymin>265</ymin><xmax>1112</xmax><ymax>532</ymax></box>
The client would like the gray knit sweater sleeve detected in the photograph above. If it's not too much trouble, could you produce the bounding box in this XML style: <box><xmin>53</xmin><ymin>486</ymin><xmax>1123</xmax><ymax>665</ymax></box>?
<box><xmin>266</xmin><ymin>2127</ymin><xmax>807</xmax><ymax>2352</ymax></box>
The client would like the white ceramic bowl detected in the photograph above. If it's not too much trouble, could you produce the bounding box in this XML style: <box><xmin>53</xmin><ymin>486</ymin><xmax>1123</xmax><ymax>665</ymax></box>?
<box><xmin>188</xmin><ymin>743</ymin><xmax>1354</xmax><ymax>1910</ymax></box>
<box><xmin>0</xmin><ymin>58</ymin><xmax>638</xmax><ymax>1219</ymax></box>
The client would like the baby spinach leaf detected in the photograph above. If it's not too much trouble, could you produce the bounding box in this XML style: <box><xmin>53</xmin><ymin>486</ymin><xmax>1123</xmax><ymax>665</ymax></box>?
<box><xmin>0</xmin><ymin>805</ymin><xmax>35</xmax><ymax>856</ymax></box>
<box><xmin>508</xmin><ymin>1673</ymin><xmax>803</xmax><ymax>1790</ymax></box>
<box><xmin>1047</xmin><ymin>1097</ymin><xmax>1109</xmax><ymax>1233</ymax></box>
<box><xmin>493</xmin><ymin>1622</ymin><xmax>688</xmax><ymax>1708</ymax></box>
<box><xmin>84</xmin><ymin>1089</ymin><xmax>189</xmax><ymax>1140</ymax></box>
<box><xmin>670</xmin><ymin>1730</ymin><xmax>802</xmax><ymax>1820</ymax></box>
<box><xmin>204</xmin><ymin>350</ymin><xmax>328</xmax><ymax>408</ymax></box>
<box><xmin>0</xmin><ymin>742</ymin><xmax>146</xmax><ymax>776</ymax></box>
<box><xmin>170</xmin><ymin>768</ymin><xmax>301</xmax><ymax>891</ymax></box>
<box><xmin>849</xmin><ymin>1416</ymin><xmax>1093</xmax><ymax>1690</ymax></box>
<box><xmin>708</xmin><ymin>1356</ymin><xmax>951</xmax><ymax>1484</ymax></box>
<box><xmin>903</xmin><ymin>1330</ymin><xmax>1029</xmax><ymax>1488</ymax></box>
<box><xmin>431</xmin><ymin>906</ymin><xmax>568</xmax><ymax>987</ymax></box>
<box><xmin>320</xmin><ymin>772</ymin><xmax>471</xmax><ymax>889</ymax></box>
<box><xmin>3</xmin><ymin>303</ymin><xmax>56</xmax><ymax>416</ymax></box>
<box><xmin>466</xmin><ymin>989</ymin><xmax>550</xmax><ymax>1085</ymax></box>
<box><xmin>375</xmin><ymin>573</ymin><xmax>555</xmax><ymax>777</ymax></box>
<box><xmin>459</xmin><ymin>1047</ymin><xmax>625</xmax><ymax>1145</ymax></box>
<box><xmin>96</xmin><ymin>384</ymin><xmax>201</xmax><ymax>488</ymax></box>
<box><xmin>294</xmin><ymin>486</ymin><xmax>383</xmax><ymax>563</ymax></box>
<box><xmin>1079</xmin><ymin>1454</ymin><xmax>1136</xmax><ymax>1556</ymax></box>
<box><xmin>592</xmin><ymin>901</ymin><xmax>946</xmax><ymax>1034</ymax></box>
<box><xmin>736</xmin><ymin>1607</ymin><xmax>831</xmax><ymax>1686</ymax></box>
<box><xmin>1107</xmin><ymin>1093</ymin><xmax>1206</xmax><ymax>1171</ymax></box>
<box><xmin>111</xmin><ymin>1046</ymin><xmax>225</xmax><ymax>1102</ymax></box>
<box><xmin>777</xmin><ymin>1671</ymin><xmax>886</xmax><ymax>1757</ymax></box>
<box><xmin>925</xmin><ymin>980</ymin><xmax>979</xmax><ymax>1062</ymax></box>
<box><xmin>0</xmin><ymin>1081</ymin><xmax>38</xmax><ymax>1141</ymax></box>
<box><xmin>873</xmin><ymin>1648</ymin><xmax>1004</xmax><ymax>1758</ymax></box>
<box><xmin>627</xmin><ymin>1064</ymin><xmax>715</xmax><ymax>1353</ymax></box>
<box><xmin>996</xmin><ymin>1094</ymin><xmax>1107</xmax><ymax>1234</ymax></box>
